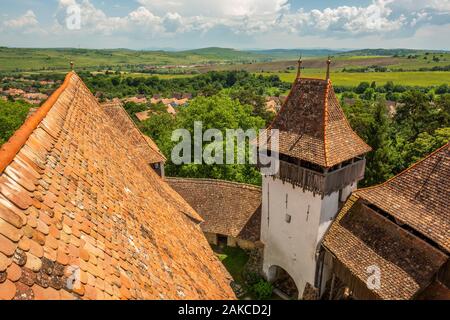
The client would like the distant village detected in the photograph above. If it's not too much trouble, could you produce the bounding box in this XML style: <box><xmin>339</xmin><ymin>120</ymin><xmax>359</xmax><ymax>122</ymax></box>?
<box><xmin>0</xmin><ymin>76</ymin><xmax>60</xmax><ymax>104</ymax></box>
<box><xmin>1</xmin><ymin>76</ymin><xmax>286</xmax><ymax>119</ymax></box>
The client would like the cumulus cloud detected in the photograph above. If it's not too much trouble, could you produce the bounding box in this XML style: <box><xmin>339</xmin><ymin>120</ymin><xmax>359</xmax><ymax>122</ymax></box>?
<box><xmin>137</xmin><ymin>0</ymin><xmax>289</xmax><ymax>17</ymax></box>
<box><xmin>3</xmin><ymin>10</ymin><xmax>39</xmax><ymax>29</ymax></box>
<box><xmin>279</xmin><ymin>0</ymin><xmax>408</xmax><ymax>36</ymax></box>
<box><xmin>4</xmin><ymin>0</ymin><xmax>450</xmax><ymax>48</ymax></box>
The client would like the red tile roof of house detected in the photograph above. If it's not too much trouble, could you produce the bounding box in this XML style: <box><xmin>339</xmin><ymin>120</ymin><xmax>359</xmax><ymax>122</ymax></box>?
<box><xmin>135</xmin><ymin>110</ymin><xmax>152</xmax><ymax>122</ymax></box>
<box><xmin>262</xmin><ymin>78</ymin><xmax>371</xmax><ymax>168</ymax></box>
<box><xmin>0</xmin><ymin>72</ymin><xmax>234</xmax><ymax>300</ymax></box>
<box><xmin>166</xmin><ymin>178</ymin><xmax>261</xmax><ymax>242</ymax></box>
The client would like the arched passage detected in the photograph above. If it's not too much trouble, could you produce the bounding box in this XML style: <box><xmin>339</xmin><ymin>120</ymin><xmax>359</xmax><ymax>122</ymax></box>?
<box><xmin>268</xmin><ymin>265</ymin><xmax>299</xmax><ymax>299</ymax></box>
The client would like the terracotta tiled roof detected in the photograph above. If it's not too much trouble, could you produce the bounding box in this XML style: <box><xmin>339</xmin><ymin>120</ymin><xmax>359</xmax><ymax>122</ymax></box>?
<box><xmin>261</xmin><ymin>78</ymin><xmax>371</xmax><ymax>168</ymax></box>
<box><xmin>135</xmin><ymin>110</ymin><xmax>152</xmax><ymax>122</ymax></box>
<box><xmin>166</xmin><ymin>178</ymin><xmax>261</xmax><ymax>242</ymax></box>
<box><xmin>356</xmin><ymin>142</ymin><xmax>450</xmax><ymax>253</ymax></box>
<box><xmin>101</xmin><ymin>100</ymin><xmax>166</xmax><ymax>164</ymax></box>
<box><xmin>0</xmin><ymin>72</ymin><xmax>234</xmax><ymax>300</ymax></box>
<box><xmin>323</xmin><ymin>195</ymin><xmax>448</xmax><ymax>300</ymax></box>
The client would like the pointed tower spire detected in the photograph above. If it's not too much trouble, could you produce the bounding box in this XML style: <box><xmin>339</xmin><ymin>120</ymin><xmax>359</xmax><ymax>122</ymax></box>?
<box><xmin>296</xmin><ymin>55</ymin><xmax>303</xmax><ymax>79</ymax></box>
<box><xmin>326</xmin><ymin>56</ymin><xmax>331</xmax><ymax>80</ymax></box>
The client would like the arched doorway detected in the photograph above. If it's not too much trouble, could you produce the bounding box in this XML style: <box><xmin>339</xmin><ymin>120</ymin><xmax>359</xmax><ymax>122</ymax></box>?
<box><xmin>268</xmin><ymin>265</ymin><xmax>299</xmax><ymax>299</ymax></box>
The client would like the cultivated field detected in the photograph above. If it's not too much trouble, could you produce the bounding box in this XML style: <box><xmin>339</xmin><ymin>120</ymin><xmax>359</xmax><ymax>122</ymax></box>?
<box><xmin>256</xmin><ymin>71</ymin><xmax>450</xmax><ymax>86</ymax></box>
<box><xmin>1</xmin><ymin>47</ymin><xmax>449</xmax><ymax>87</ymax></box>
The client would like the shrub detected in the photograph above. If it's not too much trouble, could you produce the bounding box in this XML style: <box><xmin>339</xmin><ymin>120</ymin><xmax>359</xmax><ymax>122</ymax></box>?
<box><xmin>250</xmin><ymin>280</ymin><xmax>273</xmax><ymax>300</ymax></box>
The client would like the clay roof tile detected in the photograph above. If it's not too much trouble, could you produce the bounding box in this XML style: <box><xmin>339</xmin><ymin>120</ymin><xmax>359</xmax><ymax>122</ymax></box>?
<box><xmin>0</xmin><ymin>72</ymin><xmax>234</xmax><ymax>300</ymax></box>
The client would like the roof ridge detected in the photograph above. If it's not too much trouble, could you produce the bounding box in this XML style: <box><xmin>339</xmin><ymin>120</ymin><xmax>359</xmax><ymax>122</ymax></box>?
<box><xmin>323</xmin><ymin>79</ymin><xmax>331</xmax><ymax>167</ymax></box>
<box><xmin>356</xmin><ymin>141</ymin><xmax>450</xmax><ymax>194</ymax></box>
<box><xmin>103</xmin><ymin>100</ymin><xmax>166</xmax><ymax>162</ymax></box>
<box><xmin>266</xmin><ymin>76</ymin><xmax>299</xmax><ymax>132</ymax></box>
<box><xmin>165</xmin><ymin>177</ymin><xmax>262</xmax><ymax>191</ymax></box>
<box><xmin>0</xmin><ymin>71</ymin><xmax>74</xmax><ymax>174</ymax></box>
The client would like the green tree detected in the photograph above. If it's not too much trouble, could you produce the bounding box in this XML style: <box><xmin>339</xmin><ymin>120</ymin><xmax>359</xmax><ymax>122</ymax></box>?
<box><xmin>0</xmin><ymin>100</ymin><xmax>32</xmax><ymax>146</ymax></box>
<box><xmin>228</xmin><ymin>87</ymin><xmax>274</xmax><ymax>124</ymax></box>
<box><xmin>139</xmin><ymin>112</ymin><xmax>177</xmax><ymax>156</ymax></box>
<box><xmin>362</xmin><ymin>99</ymin><xmax>396</xmax><ymax>186</ymax></box>
<box><xmin>164</xmin><ymin>93</ymin><xmax>265</xmax><ymax>185</ymax></box>
<box><xmin>355</xmin><ymin>82</ymin><xmax>370</xmax><ymax>94</ymax></box>
<box><xmin>401</xmin><ymin>127</ymin><xmax>450</xmax><ymax>167</ymax></box>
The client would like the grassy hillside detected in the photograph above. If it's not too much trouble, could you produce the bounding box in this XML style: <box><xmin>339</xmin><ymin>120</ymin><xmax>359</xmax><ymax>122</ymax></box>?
<box><xmin>179</xmin><ymin>47</ymin><xmax>266</xmax><ymax>61</ymax></box>
<box><xmin>248</xmin><ymin>48</ymin><xmax>343</xmax><ymax>59</ymax></box>
<box><xmin>0</xmin><ymin>47</ymin><xmax>266</xmax><ymax>72</ymax></box>
<box><xmin>1</xmin><ymin>47</ymin><xmax>449</xmax><ymax>87</ymax></box>
<box><xmin>339</xmin><ymin>48</ymin><xmax>448</xmax><ymax>56</ymax></box>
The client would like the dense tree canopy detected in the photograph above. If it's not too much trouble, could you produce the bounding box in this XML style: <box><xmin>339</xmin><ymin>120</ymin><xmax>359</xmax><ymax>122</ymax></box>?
<box><xmin>138</xmin><ymin>93</ymin><xmax>265</xmax><ymax>185</ymax></box>
<box><xmin>0</xmin><ymin>100</ymin><xmax>31</xmax><ymax>146</ymax></box>
<box><xmin>343</xmin><ymin>92</ymin><xmax>450</xmax><ymax>186</ymax></box>
<box><xmin>81</xmin><ymin>70</ymin><xmax>290</xmax><ymax>100</ymax></box>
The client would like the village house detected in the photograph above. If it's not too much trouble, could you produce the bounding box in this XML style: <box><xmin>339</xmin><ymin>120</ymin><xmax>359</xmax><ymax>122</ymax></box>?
<box><xmin>0</xmin><ymin>72</ymin><xmax>235</xmax><ymax>300</ymax></box>
<box><xmin>134</xmin><ymin>110</ymin><xmax>152</xmax><ymax>122</ymax></box>
<box><xmin>265</xmin><ymin>96</ymin><xmax>285</xmax><ymax>113</ymax></box>
<box><xmin>123</xmin><ymin>95</ymin><xmax>147</xmax><ymax>104</ymax></box>
<box><xmin>4</xmin><ymin>88</ymin><xmax>25</xmax><ymax>97</ymax></box>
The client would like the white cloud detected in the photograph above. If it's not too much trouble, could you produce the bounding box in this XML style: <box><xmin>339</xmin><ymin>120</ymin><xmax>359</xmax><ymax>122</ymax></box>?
<box><xmin>279</xmin><ymin>0</ymin><xmax>407</xmax><ymax>36</ymax></box>
<box><xmin>3</xmin><ymin>0</ymin><xmax>449</xmax><ymax>49</ymax></box>
<box><xmin>48</xmin><ymin>0</ymin><xmax>450</xmax><ymax>38</ymax></box>
<box><xmin>137</xmin><ymin>0</ymin><xmax>289</xmax><ymax>17</ymax></box>
<box><xmin>3</xmin><ymin>10</ymin><xmax>39</xmax><ymax>29</ymax></box>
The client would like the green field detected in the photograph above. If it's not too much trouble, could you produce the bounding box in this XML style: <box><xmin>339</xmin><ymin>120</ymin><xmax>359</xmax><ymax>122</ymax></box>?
<box><xmin>1</xmin><ymin>47</ymin><xmax>449</xmax><ymax>87</ymax></box>
<box><xmin>256</xmin><ymin>71</ymin><xmax>450</xmax><ymax>86</ymax></box>
<box><xmin>0</xmin><ymin>47</ymin><xmax>267</xmax><ymax>72</ymax></box>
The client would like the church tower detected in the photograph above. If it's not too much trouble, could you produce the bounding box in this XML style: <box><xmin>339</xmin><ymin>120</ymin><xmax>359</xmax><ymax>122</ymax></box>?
<box><xmin>259</xmin><ymin>58</ymin><xmax>371</xmax><ymax>299</ymax></box>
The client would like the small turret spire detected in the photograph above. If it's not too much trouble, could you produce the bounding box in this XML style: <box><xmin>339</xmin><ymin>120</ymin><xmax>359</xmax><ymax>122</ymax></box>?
<box><xmin>70</xmin><ymin>61</ymin><xmax>74</xmax><ymax>71</ymax></box>
<box><xmin>326</xmin><ymin>56</ymin><xmax>331</xmax><ymax>80</ymax></box>
<box><xmin>296</xmin><ymin>55</ymin><xmax>303</xmax><ymax>79</ymax></box>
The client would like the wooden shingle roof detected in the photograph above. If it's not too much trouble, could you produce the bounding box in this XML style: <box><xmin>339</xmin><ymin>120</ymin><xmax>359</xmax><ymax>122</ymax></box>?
<box><xmin>166</xmin><ymin>178</ymin><xmax>261</xmax><ymax>242</ymax></box>
<box><xmin>263</xmin><ymin>78</ymin><xmax>371</xmax><ymax>168</ymax></box>
<box><xmin>323</xmin><ymin>143</ymin><xmax>450</xmax><ymax>300</ymax></box>
<box><xmin>356</xmin><ymin>142</ymin><xmax>450</xmax><ymax>253</ymax></box>
<box><xmin>0</xmin><ymin>72</ymin><xmax>234</xmax><ymax>300</ymax></box>
<box><xmin>323</xmin><ymin>195</ymin><xmax>448</xmax><ymax>300</ymax></box>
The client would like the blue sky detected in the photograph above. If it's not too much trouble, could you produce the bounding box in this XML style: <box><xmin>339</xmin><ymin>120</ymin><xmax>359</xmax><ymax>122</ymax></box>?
<box><xmin>0</xmin><ymin>0</ymin><xmax>449</xmax><ymax>50</ymax></box>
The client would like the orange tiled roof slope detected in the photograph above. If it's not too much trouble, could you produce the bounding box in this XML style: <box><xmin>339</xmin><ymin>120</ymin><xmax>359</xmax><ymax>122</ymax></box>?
<box><xmin>264</xmin><ymin>78</ymin><xmax>371</xmax><ymax>168</ymax></box>
<box><xmin>0</xmin><ymin>72</ymin><xmax>234</xmax><ymax>300</ymax></box>
<box><xmin>101</xmin><ymin>100</ymin><xmax>166</xmax><ymax>164</ymax></box>
<box><xmin>323</xmin><ymin>195</ymin><xmax>448</xmax><ymax>300</ymax></box>
<box><xmin>166</xmin><ymin>178</ymin><xmax>261</xmax><ymax>242</ymax></box>
<box><xmin>357</xmin><ymin>142</ymin><xmax>450</xmax><ymax>253</ymax></box>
